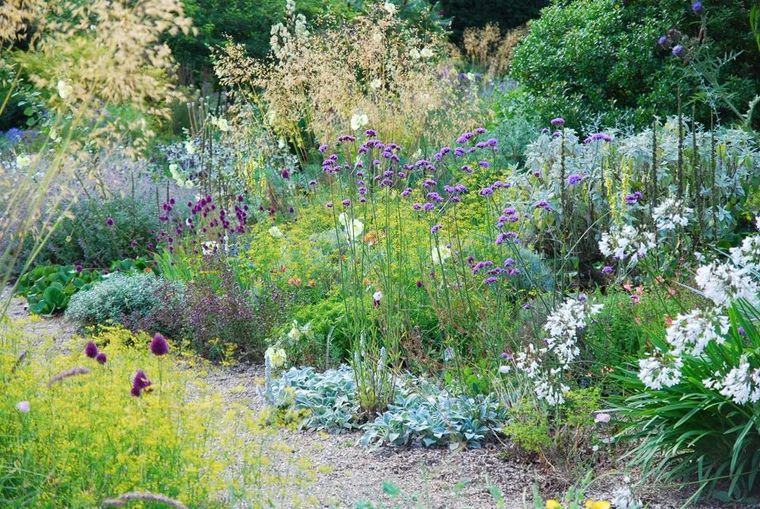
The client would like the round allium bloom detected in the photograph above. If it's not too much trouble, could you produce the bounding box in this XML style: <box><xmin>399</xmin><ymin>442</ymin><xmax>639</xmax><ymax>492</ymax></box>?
<box><xmin>672</xmin><ymin>44</ymin><xmax>686</xmax><ymax>57</ymax></box>
<box><xmin>150</xmin><ymin>333</ymin><xmax>169</xmax><ymax>356</ymax></box>
<box><xmin>692</xmin><ymin>1</ymin><xmax>702</xmax><ymax>14</ymax></box>
<box><xmin>658</xmin><ymin>35</ymin><xmax>668</xmax><ymax>47</ymax></box>
<box><xmin>84</xmin><ymin>341</ymin><xmax>99</xmax><ymax>359</ymax></box>
<box><xmin>96</xmin><ymin>352</ymin><xmax>107</xmax><ymax>364</ymax></box>
<box><xmin>105</xmin><ymin>217</ymin><xmax>114</xmax><ymax>227</ymax></box>
<box><xmin>550</xmin><ymin>117</ymin><xmax>565</xmax><ymax>126</ymax></box>
<box><xmin>16</xmin><ymin>400</ymin><xmax>30</xmax><ymax>413</ymax></box>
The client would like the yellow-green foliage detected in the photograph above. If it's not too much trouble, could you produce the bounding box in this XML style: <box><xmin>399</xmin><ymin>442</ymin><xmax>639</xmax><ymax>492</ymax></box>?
<box><xmin>0</xmin><ymin>324</ymin><xmax>314</xmax><ymax>508</ymax></box>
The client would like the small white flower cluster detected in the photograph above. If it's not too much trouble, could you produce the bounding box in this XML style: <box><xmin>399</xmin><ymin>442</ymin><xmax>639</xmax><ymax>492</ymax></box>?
<box><xmin>637</xmin><ymin>217</ymin><xmax>760</xmax><ymax>405</ymax></box>
<box><xmin>638</xmin><ymin>352</ymin><xmax>684</xmax><ymax>390</ymax></box>
<box><xmin>652</xmin><ymin>197</ymin><xmax>693</xmax><ymax>232</ymax></box>
<box><xmin>704</xmin><ymin>355</ymin><xmax>760</xmax><ymax>404</ymax></box>
<box><xmin>516</xmin><ymin>296</ymin><xmax>603</xmax><ymax>405</ymax></box>
<box><xmin>598</xmin><ymin>224</ymin><xmax>655</xmax><ymax>265</ymax></box>
<box><xmin>665</xmin><ymin>308</ymin><xmax>729</xmax><ymax>356</ymax></box>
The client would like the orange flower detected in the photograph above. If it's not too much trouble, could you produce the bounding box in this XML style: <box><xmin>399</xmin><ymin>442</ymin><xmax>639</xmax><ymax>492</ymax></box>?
<box><xmin>307</xmin><ymin>279</ymin><xmax>316</xmax><ymax>288</ymax></box>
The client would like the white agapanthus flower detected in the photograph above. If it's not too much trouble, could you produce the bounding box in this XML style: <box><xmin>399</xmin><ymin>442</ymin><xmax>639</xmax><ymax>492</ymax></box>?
<box><xmin>695</xmin><ymin>261</ymin><xmax>759</xmax><ymax>309</ymax></box>
<box><xmin>516</xmin><ymin>296</ymin><xmax>603</xmax><ymax>405</ymax></box>
<box><xmin>665</xmin><ymin>309</ymin><xmax>729</xmax><ymax>356</ymax></box>
<box><xmin>598</xmin><ymin>224</ymin><xmax>655</xmax><ymax>265</ymax></box>
<box><xmin>729</xmin><ymin>234</ymin><xmax>760</xmax><ymax>272</ymax></box>
<box><xmin>703</xmin><ymin>355</ymin><xmax>760</xmax><ymax>405</ymax></box>
<box><xmin>653</xmin><ymin>197</ymin><xmax>693</xmax><ymax>231</ymax></box>
<box><xmin>638</xmin><ymin>353</ymin><xmax>683</xmax><ymax>390</ymax></box>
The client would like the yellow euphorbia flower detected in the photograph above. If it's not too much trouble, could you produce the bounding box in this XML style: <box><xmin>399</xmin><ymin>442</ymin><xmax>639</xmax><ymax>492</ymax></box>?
<box><xmin>585</xmin><ymin>500</ymin><xmax>611</xmax><ymax>509</ymax></box>
<box><xmin>546</xmin><ymin>500</ymin><xmax>562</xmax><ymax>509</ymax></box>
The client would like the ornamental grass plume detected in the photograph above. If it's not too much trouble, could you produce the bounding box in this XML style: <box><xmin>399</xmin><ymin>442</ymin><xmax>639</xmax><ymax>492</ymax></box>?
<box><xmin>101</xmin><ymin>491</ymin><xmax>188</xmax><ymax>509</ymax></box>
<box><xmin>47</xmin><ymin>366</ymin><xmax>91</xmax><ymax>387</ymax></box>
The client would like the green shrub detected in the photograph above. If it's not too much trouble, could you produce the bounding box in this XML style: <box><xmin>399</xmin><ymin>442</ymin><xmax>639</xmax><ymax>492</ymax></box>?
<box><xmin>65</xmin><ymin>273</ymin><xmax>177</xmax><ymax>327</ymax></box>
<box><xmin>16</xmin><ymin>264</ymin><xmax>101</xmax><ymax>315</ymax></box>
<box><xmin>509</xmin><ymin>0</ymin><xmax>760</xmax><ymax>128</ymax></box>
<box><xmin>20</xmin><ymin>196</ymin><xmax>160</xmax><ymax>272</ymax></box>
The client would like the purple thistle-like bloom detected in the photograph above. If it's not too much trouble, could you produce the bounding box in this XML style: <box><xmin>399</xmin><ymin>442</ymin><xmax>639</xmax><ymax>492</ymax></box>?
<box><xmin>454</xmin><ymin>147</ymin><xmax>465</xmax><ymax>157</ymax></box>
<box><xmin>692</xmin><ymin>1</ymin><xmax>702</xmax><ymax>14</ymax></box>
<box><xmin>602</xmin><ymin>265</ymin><xmax>614</xmax><ymax>274</ymax></box>
<box><xmin>400</xmin><ymin>187</ymin><xmax>411</xmax><ymax>197</ymax></box>
<box><xmin>479</xmin><ymin>187</ymin><xmax>493</xmax><ymax>196</ymax></box>
<box><xmin>96</xmin><ymin>352</ymin><xmax>107</xmax><ymax>364</ymax></box>
<box><xmin>280</xmin><ymin>169</ymin><xmax>290</xmax><ymax>179</ymax></box>
<box><xmin>342</xmin><ymin>199</ymin><xmax>352</xmax><ymax>207</ymax></box>
<box><xmin>84</xmin><ymin>341</ymin><xmax>99</xmax><ymax>358</ymax></box>
<box><xmin>105</xmin><ymin>217</ymin><xmax>114</xmax><ymax>227</ymax></box>
<box><xmin>534</xmin><ymin>199</ymin><xmax>551</xmax><ymax>210</ymax></box>
<box><xmin>567</xmin><ymin>174</ymin><xmax>583</xmax><ymax>185</ymax></box>
<box><xmin>475</xmin><ymin>127</ymin><xmax>487</xmax><ymax>135</ymax></box>
<box><xmin>550</xmin><ymin>117</ymin><xmax>565</xmax><ymax>126</ymax></box>
<box><xmin>625</xmin><ymin>191</ymin><xmax>643</xmax><ymax>205</ymax></box>
<box><xmin>478</xmin><ymin>160</ymin><xmax>490</xmax><ymax>168</ymax></box>
<box><xmin>422</xmin><ymin>202</ymin><xmax>435</xmax><ymax>211</ymax></box>
<box><xmin>318</xmin><ymin>144</ymin><xmax>328</xmax><ymax>153</ymax></box>
<box><xmin>364</xmin><ymin>129</ymin><xmax>377</xmax><ymax>137</ymax></box>
<box><xmin>672</xmin><ymin>44</ymin><xmax>686</xmax><ymax>57</ymax></box>
<box><xmin>430</xmin><ymin>224</ymin><xmax>442</xmax><ymax>234</ymax></box>
<box><xmin>326</xmin><ymin>201</ymin><xmax>334</xmax><ymax>209</ymax></box>
<box><xmin>484</xmin><ymin>276</ymin><xmax>498</xmax><ymax>285</ymax></box>
<box><xmin>503</xmin><ymin>258</ymin><xmax>515</xmax><ymax>268</ymax></box>
<box><xmin>150</xmin><ymin>333</ymin><xmax>169</xmax><ymax>356</ymax></box>
<box><xmin>412</xmin><ymin>203</ymin><xmax>422</xmax><ymax>211</ymax></box>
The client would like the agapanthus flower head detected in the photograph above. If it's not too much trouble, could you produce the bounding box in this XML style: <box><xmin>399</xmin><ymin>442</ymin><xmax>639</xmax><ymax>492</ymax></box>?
<box><xmin>692</xmin><ymin>1</ymin><xmax>702</xmax><ymax>14</ymax></box>
<box><xmin>150</xmin><ymin>333</ymin><xmax>169</xmax><ymax>356</ymax></box>
<box><xmin>658</xmin><ymin>35</ymin><xmax>668</xmax><ymax>47</ymax></box>
<box><xmin>672</xmin><ymin>44</ymin><xmax>686</xmax><ymax>58</ymax></box>
<box><xmin>85</xmin><ymin>341</ymin><xmax>99</xmax><ymax>359</ymax></box>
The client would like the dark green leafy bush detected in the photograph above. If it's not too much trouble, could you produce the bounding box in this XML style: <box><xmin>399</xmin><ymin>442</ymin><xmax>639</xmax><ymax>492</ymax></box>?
<box><xmin>509</xmin><ymin>0</ymin><xmax>760</xmax><ymax>128</ymax></box>
<box><xmin>22</xmin><ymin>196</ymin><xmax>160</xmax><ymax>271</ymax></box>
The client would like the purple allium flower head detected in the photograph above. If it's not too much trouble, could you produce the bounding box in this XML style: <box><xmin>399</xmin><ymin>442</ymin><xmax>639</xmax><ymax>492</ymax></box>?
<box><xmin>567</xmin><ymin>174</ymin><xmax>583</xmax><ymax>185</ymax></box>
<box><xmin>672</xmin><ymin>44</ymin><xmax>686</xmax><ymax>57</ymax></box>
<box><xmin>550</xmin><ymin>117</ymin><xmax>565</xmax><ymax>126</ymax></box>
<box><xmin>430</xmin><ymin>224</ymin><xmax>442</xmax><ymax>234</ymax></box>
<box><xmin>85</xmin><ymin>341</ymin><xmax>99</xmax><ymax>359</ymax></box>
<box><xmin>105</xmin><ymin>217</ymin><xmax>114</xmax><ymax>227</ymax></box>
<box><xmin>96</xmin><ymin>352</ymin><xmax>107</xmax><ymax>364</ymax></box>
<box><xmin>602</xmin><ymin>265</ymin><xmax>614</xmax><ymax>274</ymax></box>
<box><xmin>150</xmin><ymin>333</ymin><xmax>169</xmax><ymax>356</ymax></box>
<box><xmin>131</xmin><ymin>369</ymin><xmax>152</xmax><ymax>397</ymax></box>
<box><xmin>692</xmin><ymin>1</ymin><xmax>702</xmax><ymax>14</ymax></box>
<box><xmin>658</xmin><ymin>35</ymin><xmax>668</xmax><ymax>47</ymax></box>
<box><xmin>280</xmin><ymin>168</ymin><xmax>290</xmax><ymax>179</ymax></box>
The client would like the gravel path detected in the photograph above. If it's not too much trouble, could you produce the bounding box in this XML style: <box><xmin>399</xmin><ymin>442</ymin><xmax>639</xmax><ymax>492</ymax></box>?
<box><xmin>4</xmin><ymin>290</ymin><xmax>732</xmax><ymax>509</ymax></box>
